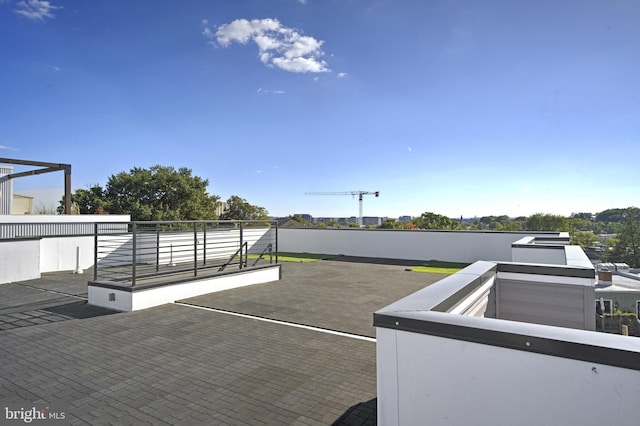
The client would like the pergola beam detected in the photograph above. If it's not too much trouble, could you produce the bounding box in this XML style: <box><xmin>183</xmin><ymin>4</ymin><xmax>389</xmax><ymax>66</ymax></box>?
<box><xmin>0</xmin><ymin>158</ymin><xmax>72</xmax><ymax>214</ymax></box>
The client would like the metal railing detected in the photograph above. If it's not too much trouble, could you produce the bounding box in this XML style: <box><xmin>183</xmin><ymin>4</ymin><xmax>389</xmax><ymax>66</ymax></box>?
<box><xmin>0</xmin><ymin>221</ymin><xmax>127</xmax><ymax>239</ymax></box>
<box><xmin>93</xmin><ymin>220</ymin><xmax>278</xmax><ymax>286</ymax></box>
<box><xmin>596</xmin><ymin>314</ymin><xmax>640</xmax><ymax>336</ymax></box>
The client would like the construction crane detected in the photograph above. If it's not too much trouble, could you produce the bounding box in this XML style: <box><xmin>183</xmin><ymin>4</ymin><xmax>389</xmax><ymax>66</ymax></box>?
<box><xmin>305</xmin><ymin>191</ymin><xmax>380</xmax><ymax>227</ymax></box>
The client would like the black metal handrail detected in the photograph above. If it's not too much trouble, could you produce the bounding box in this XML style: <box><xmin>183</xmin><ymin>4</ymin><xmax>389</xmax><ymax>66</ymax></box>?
<box><xmin>252</xmin><ymin>243</ymin><xmax>273</xmax><ymax>267</ymax></box>
<box><xmin>218</xmin><ymin>242</ymin><xmax>248</xmax><ymax>272</ymax></box>
<box><xmin>93</xmin><ymin>220</ymin><xmax>277</xmax><ymax>286</ymax></box>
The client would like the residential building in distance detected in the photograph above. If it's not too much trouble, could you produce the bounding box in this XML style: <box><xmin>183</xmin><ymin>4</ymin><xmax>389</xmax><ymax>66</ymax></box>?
<box><xmin>11</xmin><ymin>194</ymin><xmax>33</xmax><ymax>215</ymax></box>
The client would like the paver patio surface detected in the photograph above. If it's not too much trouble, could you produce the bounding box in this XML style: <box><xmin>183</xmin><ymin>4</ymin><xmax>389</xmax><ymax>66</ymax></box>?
<box><xmin>0</xmin><ymin>258</ymin><xmax>442</xmax><ymax>425</ymax></box>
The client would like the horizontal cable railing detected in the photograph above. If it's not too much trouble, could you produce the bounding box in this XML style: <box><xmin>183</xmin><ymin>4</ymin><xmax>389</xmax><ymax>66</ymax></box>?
<box><xmin>93</xmin><ymin>220</ymin><xmax>278</xmax><ymax>286</ymax></box>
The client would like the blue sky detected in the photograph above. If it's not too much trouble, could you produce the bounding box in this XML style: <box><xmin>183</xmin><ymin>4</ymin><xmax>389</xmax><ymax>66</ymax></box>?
<box><xmin>1</xmin><ymin>0</ymin><xmax>638</xmax><ymax>218</ymax></box>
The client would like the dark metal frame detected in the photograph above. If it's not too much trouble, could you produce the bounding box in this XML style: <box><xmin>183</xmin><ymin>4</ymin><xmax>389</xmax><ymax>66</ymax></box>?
<box><xmin>93</xmin><ymin>220</ymin><xmax>278</xmax><ymax>287</ymax></box>
<box><xmin>0</xmin><ymin>158</ymin><xmax>72</xmax><ymax>214</ymax></box>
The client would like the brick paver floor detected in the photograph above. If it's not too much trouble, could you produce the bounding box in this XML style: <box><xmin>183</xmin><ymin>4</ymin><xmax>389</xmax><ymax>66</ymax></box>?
<box><xmin>0</xmin><ymin>258</ymin><xmax>443</xmax><ymax>425</ymax></box>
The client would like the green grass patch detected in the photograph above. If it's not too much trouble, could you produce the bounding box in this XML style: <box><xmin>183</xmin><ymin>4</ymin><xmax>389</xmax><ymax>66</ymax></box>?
<box><xmin>248</xmin><ymin>252</ymin><xmax>338</xmax><ymax>263</ymax></box>
<box><xmin>411</xmin><ymin>260</ymin><xmax>469</xmax><ymax>275</ymax></box>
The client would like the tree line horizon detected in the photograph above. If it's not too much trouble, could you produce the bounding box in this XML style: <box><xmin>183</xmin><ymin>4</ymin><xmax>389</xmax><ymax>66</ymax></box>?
<box><xmin>58</xmin><ymin>165</ymin><xmax>639</xmax><ymax>267</ymax></box>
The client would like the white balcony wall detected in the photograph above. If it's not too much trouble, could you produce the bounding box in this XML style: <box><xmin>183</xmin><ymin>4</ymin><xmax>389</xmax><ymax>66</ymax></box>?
<box><xmin>0</xmin><ymin>238</ymin><xmax>40</xmax><ymax>284</ymax></box>
<box><xmin>377</xmin><ymin>327</ymin><xmax>640</xmax><ymax>426</ymax></box>
<box><xmin>279</xmin><ymin>229</ymin><xmax>559</xmax><ymax>263</ymax></box>
<box><xmin>0</xmin><ymin>215</ymin><xmax>130</xmax><ymax>282</ymax></box>
<box><xmin>39</xmin><ymin>236</ymin><xmax>94</xmax><ymax>273</ymax></box>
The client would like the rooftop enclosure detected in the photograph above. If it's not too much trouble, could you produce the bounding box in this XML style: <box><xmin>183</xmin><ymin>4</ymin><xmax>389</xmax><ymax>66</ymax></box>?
<box><xmin>375</xmin><ymin>237</ymin><xmax>640</xmax><ymax>426</ymax></box>
<box><xmin>279</xmin><ymin>228</ymin><xmax>569</xmax><ymax>263</ymax></box>
<box><xmin>88</xmin><ymin>220</ymin><xmax>280</xmax><ymax>311</ymax></box>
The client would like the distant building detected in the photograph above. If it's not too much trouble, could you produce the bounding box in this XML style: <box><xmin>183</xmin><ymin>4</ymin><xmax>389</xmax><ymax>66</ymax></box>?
<box><xmin>398</xmin><ymin>216</ymin><xmax>412</xmax><ymax>223</ymax></box>
<box><xmin>362</xmin><ymin>216</ymin><xmax>383</xmax><ymax>226</ymax></box>
<box><xmin>295</xmin><ymin>214</ymin><xmax>313</xmax><ymax>222</ymax></box>
<box><xmin>11</xmin><ymin>194</ymin><xmax>33</xmax><ymax>215</ymax></box>
<box><xmin>215</xmin><ymin>201</ymin><xmax>228</xmax><ymax>218</ymax></box>
<box><xmin>595</xmin><ymin>263</ymin><xmax>640</xmax><ymax>315</ymax></box>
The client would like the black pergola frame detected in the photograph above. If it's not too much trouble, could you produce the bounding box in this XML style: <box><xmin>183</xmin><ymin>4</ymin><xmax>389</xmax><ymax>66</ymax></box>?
<box><xmin>0</xmin><ymin>158</ymin><xmax>72</xmax><ymax>214</ymax></box>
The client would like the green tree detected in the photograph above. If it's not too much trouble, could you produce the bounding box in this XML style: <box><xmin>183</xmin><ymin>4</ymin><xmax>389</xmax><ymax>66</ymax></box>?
<box><xmin>595</xmin><ymin>208</ymin><xmax>628</xmax><ymax>224</ymax></box>
<box><xmin>604</xmin><ymin>210</ymin><xmax>640</xmax><ymax>267</ymax></box>
<box><xmin>61</xmin><ymin>165</ymin><xmax>220</xmax><ymax>220</ymax></box>
<box><xmin>413</xmin><ymin>212</ymin><xmax>462</xmax><ymax>230</ymax></box>
<box><xmin>495</xmin><ymin>221</ymin><xmax>523</xmax><ymax>231</ymax></box>
<box><xmin>57</xmin><ymin>184</ymin><xmax>108</xmax><ymax>214</ymax></box>
<box><xmin>525</xmin><ymin>213</ymin><xmax>569</xmax><ymax>232</ymax></box>
<box><xmin>379</xmin><ymin>219</ymin><xmax>402</xmax><ymax>229</ymax></box>
<box><xmin>570</xmin><ymin>212</ymin><xmax>594</xmax><ymax>221</ymax></box>
<box><xmin>570</xmin><ymin>230</ymin><xmax>599</xmax><ymax>250</ymax></box>
<box><xmin>220</xmin><ymin>195</ymin><xmax>268</xmax><ymax>220</ymax></box>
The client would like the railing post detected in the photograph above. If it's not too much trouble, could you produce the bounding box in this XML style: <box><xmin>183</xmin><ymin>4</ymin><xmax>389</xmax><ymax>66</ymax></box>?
<box><xmin>93</xmin><ymin>223</ymin><xmax>98</xmax><ymax>281</ymax></box>
<box><xmin>275</xmin><ymin>220</ymin><xmax>278</xmax><ymax>264</ymax></box>
<box><xmin>193</xmin><ymin>222</ymin><xmax>198</xmax><ymax>277</ymax></box>
<box><xmin>239</xmin><ymin>221</ymin><xmax>244</xmax><ymax>269</ymax></box>
<box><xmin>131</xmin><ymin>222</ymin><xmax>137</xmax><ymax>287</ymax></box>
<box><xmin>155</xmin><ymin>223</ymin><xmax>160</xmax><ymax>272</ymax></box>
<box><xmin>203</xmin><ymin>222</ymin><xmax>207</xmax><ymax>266</ymax></box>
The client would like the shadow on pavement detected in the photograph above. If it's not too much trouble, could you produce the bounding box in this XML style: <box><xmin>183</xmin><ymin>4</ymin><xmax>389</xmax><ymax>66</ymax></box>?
<box><xmin>331</xmin><ymin>397</ymin><xmax>377</xmax><ymax>426</ymax></box>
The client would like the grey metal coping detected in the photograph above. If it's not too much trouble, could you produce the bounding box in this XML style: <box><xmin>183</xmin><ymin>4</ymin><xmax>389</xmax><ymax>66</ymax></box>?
<box><xmin>496</xmin><ymin>261</ymin><xmax>595</xmax><ymax>278</ymax></box>
<box><xmin>374</xmin><ymin>260</ymin><xmax>637</xmax><ymax>371</ymax></box>
<box><xmin>373</xmin><ymin>310</ymin><xmax>640</xmax><ymax>371</ymax></box>
<box><xmin>88</xmin><ymin>263</ymin><xmax>281</xmax><ymax>292</ymax></box>
<box><xmin>0</xmin><ymin>236</ymin><xmax>42</xmax><ymax>242</ymax></box>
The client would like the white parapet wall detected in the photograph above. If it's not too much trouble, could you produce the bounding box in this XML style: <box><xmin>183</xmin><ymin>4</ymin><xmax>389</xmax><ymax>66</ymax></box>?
<box><xmin>39</xmin><ymin>236</ymin><xmax>95</xmax><ymax>273</ymax></box>
<box><xmin>88</xmin><ymin>264</ymin><xmax>281</xmax><ymax>312</ymax></box>
<box><xmin>376</xmin><ymin>323</ymin><xmax>640</xmax><ymax>426</ymax></box>
<box><xmin>279</xmin><ymin>228</ymin><xmax>565</xmax><ymax>263</ymax></box>
<box><xmin>373</xmin><ymin>253</ymin><xmax>632</xmax><ymax>426</ymax></box>
<box><xmin>0</xmin><ymin>238</ymin><xmax>41</xmax><ymax>284</ymax></box>
<box><xmin>0</xmin><ymin>215</ymin><xmax>130</xmax><ymax>283</ymax></box>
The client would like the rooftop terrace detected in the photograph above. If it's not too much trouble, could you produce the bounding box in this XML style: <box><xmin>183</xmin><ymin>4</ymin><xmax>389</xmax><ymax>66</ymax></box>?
<box><xmin>0</xmin><ymin>257</ymin><xmax>443</xmax><ymax>425</ymax></box>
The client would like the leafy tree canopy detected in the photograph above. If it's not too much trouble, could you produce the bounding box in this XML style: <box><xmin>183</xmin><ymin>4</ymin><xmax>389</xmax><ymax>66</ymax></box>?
<box><xmin>220</xmin><ymin>195</ymin><xmax>268</xmax><ymax>220</ymax></box>
<box><xmin>413</xmin><ymin>212</ymin><xmax>462</xmax><ymax>230</ymax></box>
<box><xmin>570</xmin><ymin>212</ymin><xmax>594</xmax><ymax>221</ymax></box>
<box><xmin>603</xmin><ymin>209</ymin><xmax>640</xmax><ymax>267</ymax></box>
<box><xmin>595</xmin><ymin>208</ymin><xmax>640</xmax><ymax>223</ymax></box>
<box><xmin>60</xmin><ymin>165</ymin><xmax>220</xmax><ymax>221</ymax></box>
<box><xmin>525</xmin><ymin>213</ymin><xmax>569</xmax><ymax>232</ymax></box>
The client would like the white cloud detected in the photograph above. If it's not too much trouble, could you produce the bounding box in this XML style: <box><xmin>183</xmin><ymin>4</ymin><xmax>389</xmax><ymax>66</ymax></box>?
<box><xmin>14</xmin><ymin>0</ymin><xmax>61</xmax><ymax>21</ymax></box>
<box><xmin>298</xmin><ymin>0</ymin><xmax>308</xmax><ymax>4</ymax></box>
<box><xmin>407</xmin><ymin>146</ymin><xmax>413</xmax><ymax>152</ymax></box>
<box><xmin>202</xmin><ymin>27</ymin><xmax>214</xmax><ymax>39</ymax></box>
<box><xmin>0</xmin><ymin>144</ymin><xmax>18</xmax><ymax>151</ymax></box>
<box><xmin>206</xmin><ymin>18</ymin><xmax>330</xmax><ymax>74</ymax></box>
<box><xmin>257</xmin><ymin>88</ymin><xmax>285</xmax><ymax>94</ymax></box>
<box><xmin>337</xmin><ymin>72</ymin><xmax>347</xmax><ymax>78</ymax></box>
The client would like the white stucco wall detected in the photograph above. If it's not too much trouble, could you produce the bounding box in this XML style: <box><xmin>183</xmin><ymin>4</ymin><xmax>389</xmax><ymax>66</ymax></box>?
<box><xmin>279</xmin><ymin>229</ymin><xmax>558</xmax><ymax>263</ymax></box>
<box><xmin>39</xmin><ymin>236</ymin><xmax>95</xmax><ymax>273</ymax></box>
<box><xmin>377</xmin><ymin>327</ymin><xmax>640</xmax><ymax>426</ymax></box>
<box><xmin>0</xmin><ymin>239</ymin><xmax>40</xmax><ymax>284</ymax></box>
<box><xmin>88</xmin><ymin>265</ymin><xmax>280</xmax><ymax>311</ymax></box>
